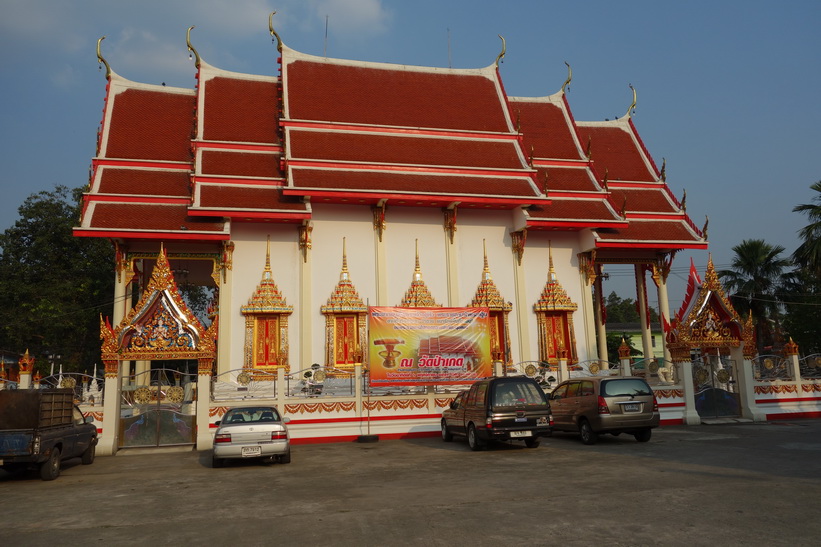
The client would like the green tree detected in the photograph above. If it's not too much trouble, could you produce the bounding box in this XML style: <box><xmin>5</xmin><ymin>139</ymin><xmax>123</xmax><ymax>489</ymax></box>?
<box><xmin>792</xmin><ymin>180</ymin><xmax>821</xmax><ymax>275</ymax></box>
<box><xmin>0</xmin><ymin>186</ymin><xmax>114</xmax><ymax>375</ymax></box>
<box><xmin>718</xmin><ymin>239</ymin><xmax>791</xmax><ymax>354</ymax></box>
<box><xmin>604</xmin><ymin>291</ymin><xmax>659</xmax><ymax>323</ymax></box>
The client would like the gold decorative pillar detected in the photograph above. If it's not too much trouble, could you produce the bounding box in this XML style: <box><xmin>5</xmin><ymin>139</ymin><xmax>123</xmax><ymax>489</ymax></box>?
<box><xmin>652</xmin><ymin>257</ymin><xmax>673</xmax><ymax>362</ymax></box>
<box><xmin>593</xmin><ymin>264</ymin><xmax>608</xmax><ymax>362</ymax></box>
<box><xmin>634</xmin><ymin>264</ymin><xmax>654</xmax><ymax>359</ymax></box>
<box><xmin>18</xmin><ymin>350</ymin><xmax>35</xmax><ymax>390</ymax></box>
<box><xmin>217</xmin><ymin>241</ymin><xmax>234</xmax><ymax>375</ymax></box>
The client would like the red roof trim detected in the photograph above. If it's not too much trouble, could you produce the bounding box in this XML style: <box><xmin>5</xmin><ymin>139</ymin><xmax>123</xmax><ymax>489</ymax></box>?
<box><xmin>625</xmin><ymin>213</ymin><xmax>686</xmax><ymax>220</ymax></box>
<box><xmin>187</xmin><ymin>209</ymin><xmax>311</xmax><ymax>220</ymax></box>
<box><xmin>628</xmin><ymin>118</ymin><xmax>661</xmax><ymax>178</ymax></box>
<box><xmin>85</xmin><ymin>195</ymin><xmax>190</xmax><ymax>205</ymax></box>
<box><xmin>595</xmin><ymin>241</ymin><xmax>708</xmax><ymax>249</ymax></box>
<box><xmin>94</xmin><ymin>159</ymin><xmax>190</xmax><ymax>170</ymax></box>
<box><xmin>287</xmin><ymin>160</ymin><xmax>534</xmax><ymax>179</ymax></box>
<box><xmin>548</xmin><ymin>192</ymin><xmax>610</xmax><ymax>199</ymax></box>
<box><xmin>608</xmin><ymin>181</ymin><xmax>666</xmax><ymax>189</ymax></box>
<box><xmin>283</xmin><ymin>188</ymin><xmax>547</xmax><ymax>206</ymax></box>
<box><xmin>194</xmin><ymin>176</ymin><xmax>286</xmax><ymax>186</ymax></box>
<box><xmin>194</xmin><ymin>142</ymin><xmax>282</xmax><ymax>152</ymax></box>
<box><xmin>73</xmin><ymin>229</ymin><xmax>229</xmax><ymax>241</ymax></box>
<box><xmin>281</xmin><ymin>120</ymin><xmax>518</xmax><ymax>141</ymax></box>
<box><xmin>532</xmin><ymin>159</ymin><xmax>590</xmax><ymax>168</ymax></box>
<box><xmin>527</xmin><ymin>220</ymin><xmax>625</xmax><ymax>229</ymax></box>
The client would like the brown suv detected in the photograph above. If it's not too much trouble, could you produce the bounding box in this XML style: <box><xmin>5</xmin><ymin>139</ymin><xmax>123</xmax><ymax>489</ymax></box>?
<box><xmin>441</xmin><ymin>377</ymin><xmax>553</xmax><ymax>451</ymax></box>
<box><xmin>549</xmin><ymin>376</ymin><xmax>659</xmax><ymax>445</ymax></box>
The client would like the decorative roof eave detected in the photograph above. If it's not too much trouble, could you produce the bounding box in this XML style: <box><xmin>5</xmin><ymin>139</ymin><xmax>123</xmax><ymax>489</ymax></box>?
<box><xmin>527</xmin><ymin>220</ymin><xmax>627</xmax><ymax>231</ymax></box>
<box><xmin>187</xmin><ymin>209</ymin><xmax>310</xmax><ymax>222</ymax></box>
<box><xmin>594</xmin><ymin>240</ymin><xmax>709</xmax><ymax>250</ymax></box>
<box><xmin>100</xmin><ymin>245</ymin><xmax>217</xmax><ymax>361</ymax></box>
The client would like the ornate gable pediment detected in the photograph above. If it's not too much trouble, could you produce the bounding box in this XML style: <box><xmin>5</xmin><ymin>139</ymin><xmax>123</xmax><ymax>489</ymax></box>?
<box><xmin>101</xmin><ymin>246</ymin><xmax>217</xmax><ymax>361</ymax></box>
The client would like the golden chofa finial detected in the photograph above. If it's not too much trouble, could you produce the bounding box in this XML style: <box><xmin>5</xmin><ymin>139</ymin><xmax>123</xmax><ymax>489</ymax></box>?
<box><xmin>625</xmin><ymin>83</ymin><xmax>637</xmax><ymax>118</ymax></box>
<box><xmin>660</xmin><ymin>157</ymin><xmax>667</xmax><ymax>182</ymax></box>
<box><xmin>561</xmin><ymin>61</ymin><xmax>572</xmax><ymax>94</ymax></box>
<box><xmin>702</xmin><ymin>216</ymin><xmax>709</xmax><ymax>240</ymax></box>
<box><xmin>187</xmin><ymin>26</ymin><xmax>201</xmax><ymax>68</ymax></box>
<box><xmin>494</xmin><ymin>34</ymin><xmax>506</xmax><ymax>68</ymax></box>
<box><xmin>269</xmin><ymin>11</ymin><xmax>283</xmax><ymax>52</ymax></box>
<box><xmin>96</xmin><ymin>36</ymin><xmax>111</xmax><ymax>79</ymax></box>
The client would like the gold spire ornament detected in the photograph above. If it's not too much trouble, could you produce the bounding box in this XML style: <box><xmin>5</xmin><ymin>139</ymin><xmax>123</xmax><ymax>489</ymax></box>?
<box><xmin>400</xmin><ymin>240</ymin><xmax>441</xmax><ymax>307</ymax></box>
<box><xmin>269</xmin><ymin>11</ymin><xmax>283</xmax><ymax>52</ymax></box>
<box><xmin>96</xmin><ymin>36</ymin><xmax>111</xmax><ymax>79</ymax></box>
<box><xmin>561</xmin><ymin>61</ymin><xmax>572</xmax><ymax>94</ymax></box>
<box><xmin>495</xmin><ymin>35</ymin><xmax>506</xmax><ymax>68</ymax></box>
<box><xmin>186</xmin><ymin>26</ymin><xmax>201</xmax><ymax>68</ymax></box>
<box><xmin>625</xmin><ymin>84</ymin><xmax>637</xmax><ymax>118</ymax></box>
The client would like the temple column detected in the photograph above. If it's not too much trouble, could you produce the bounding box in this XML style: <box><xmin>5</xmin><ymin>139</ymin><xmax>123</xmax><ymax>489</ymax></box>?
<box><xmin>299</xmin><ymin>224</ymin><xmax>313</xmax><ymax>369</ymax></box>
<box><xmin>217</xmin><ymin>245</ymin><xmax>234</xmax><ymax>376</ymax></box>
<box><xmin>510</xmin><ymin>231</ymin><xmax>531</xmax><ymax>363</ymax></box>
<box><xmin>195</xmin><ymin>359</ymin><xmax>213</xmax><ymax>451</ymax></box>
<box><xmin>577</xmin><ymin>253</ymin><xmax>598</xmax><ymax>364</ymax></box>
<box><xmin>593</xmin><ymin>265</ymin><xmax>608</xmax><ymax>362</ymax></box>
<box><xmin>679</xmin><ymin>360</ymin><xmax>701</xmax><ymax>425</ymax></box>
<box><xmin>634</xmin><ymin>264</ymin><xmax>653</xmax><ymax>359</ymax></box>
<box><xmin>652</xmin><ymin>262</ymin><xmax>673</xmax><ymax>362</ymax></box>
<box><xmin>443</xmin><ymin>207</ymin><xmax>459</xmax><ymax>306</ymax></box>
<box><xmin>373</xmin><ymin>202</ymin><xmax>388</xmax><ymax>306</ymax></box>
<box><xmin>99</xmin><ymin>360</ymin><xmax>122</xmax><ymax>455</ymax></box>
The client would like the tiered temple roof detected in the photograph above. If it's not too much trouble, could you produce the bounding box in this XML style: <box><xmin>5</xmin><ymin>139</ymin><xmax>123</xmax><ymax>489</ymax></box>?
<box><xmin>75</xmin><ymin>31</ymin><xmax>707</xmax><ymax>257</ymax></box>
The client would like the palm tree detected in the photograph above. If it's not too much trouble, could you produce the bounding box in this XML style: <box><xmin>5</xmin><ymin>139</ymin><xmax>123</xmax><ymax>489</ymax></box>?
<box><xmin>793</xmin><ymin>180</ymin><xmax>821</xmax><ymax>275</ymax></box>
<box><xmin>718</xmin><ymin>239</ymin><xmax>792</xmax><ymax>354</ymax></box>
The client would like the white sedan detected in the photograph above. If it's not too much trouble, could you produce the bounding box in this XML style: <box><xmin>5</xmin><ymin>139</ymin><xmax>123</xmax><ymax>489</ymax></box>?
<box><xmin>212</xmin><ymin>406</ymin><xmax>291</xmax><ymax>467</ymax></box>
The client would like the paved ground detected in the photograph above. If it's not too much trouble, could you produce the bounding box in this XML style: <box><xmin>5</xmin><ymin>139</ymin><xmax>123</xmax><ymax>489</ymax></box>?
<box><xmin>3</xmin><ymin>420</ymin><xmax>821</xmax><ymax>546</ymax></box>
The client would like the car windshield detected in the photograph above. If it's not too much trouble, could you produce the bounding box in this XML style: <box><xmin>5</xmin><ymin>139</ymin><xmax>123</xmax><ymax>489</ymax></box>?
<box><xmin>492</xmin><ymin>380</ymin><xmax>547</xmax><ymax>407</ymax></box>
<box><xmin>223</xmin><ymin>408</ymin><xmax>280</xmax><ymax>424</ymax></box>
<box><xmin>601</xmin><ymin>379</ymin><xmax>652</xmax><ymax>397</ymax></box>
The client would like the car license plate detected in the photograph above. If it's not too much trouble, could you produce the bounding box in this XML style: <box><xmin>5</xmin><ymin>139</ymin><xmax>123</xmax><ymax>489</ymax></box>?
<box><xmin>623</xmin><ymin>403</ymin><xmax>640</xmax><ymax>412</ymax></box>
<box><xmin>241</xmin><ymin>446</ymin><xmax>262</xmax><ymax>457</ymax></box>
<box><xmin>510</xmin><ymin>431</ymin><xmax>531</xmax><ymax>438</ymax></box>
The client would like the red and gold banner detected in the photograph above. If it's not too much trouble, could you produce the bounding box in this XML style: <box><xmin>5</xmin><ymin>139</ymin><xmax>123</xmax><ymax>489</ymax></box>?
<box><xmin>368</xmin><ymin>307</ymin><xmax>492</xmax><ymax>386</ymax></box>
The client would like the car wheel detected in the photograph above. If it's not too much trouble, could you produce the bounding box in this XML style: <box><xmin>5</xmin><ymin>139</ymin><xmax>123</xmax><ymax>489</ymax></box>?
<box><xmin>81</xmin><ymin>443</ymin><xmax>96</xmax><ymax>465</ymax></box>
<box><xmin>524</xmin><ymin>437</ymin><xmax>540</xmax><ymax>448</ymax></box>
<box><xmin>634</xmin><ymin>428</ymin><xmax>652</xmax><ymax>443</ymax></box>
<box><xmin>278</xmin><ymin>448</ymin><xmax>292</xmax><ymax>464</ymax></box>
<box><xmin>441</xmin><ymin>420</ymin><xmax>453</xmax><ymax>442</ymax></box>
<box><xmin>579</xmin><ymin>419</ymin><xmax>598</xmax><ymax>445</ymax></box>
<box><xmin>40</xmin><ymin>447</ymin><xmax>61</xmax><ymax>481</ymax></box>
<box><xmin>212</xmin><ymin>453</ymin><xmax>224</xmax><ymax>468</ymax></box>
<box><xmin>467</xmin><ymin>424</ymin><xmax>485</xmax><ymax>451</ymax></box>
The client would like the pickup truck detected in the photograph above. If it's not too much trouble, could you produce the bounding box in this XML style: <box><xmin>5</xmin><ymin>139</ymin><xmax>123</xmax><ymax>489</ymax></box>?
<box><xmin>0</xmin><ymin>389</ymin><xmax>98</xmax><ymax>480</ymax></box>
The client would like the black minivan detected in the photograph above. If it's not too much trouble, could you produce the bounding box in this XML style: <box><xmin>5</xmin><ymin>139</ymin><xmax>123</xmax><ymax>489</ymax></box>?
<box><xmin>441</xmin><ymin>377</ymin><xmax>553</xmax><ymax>450</ymax></box>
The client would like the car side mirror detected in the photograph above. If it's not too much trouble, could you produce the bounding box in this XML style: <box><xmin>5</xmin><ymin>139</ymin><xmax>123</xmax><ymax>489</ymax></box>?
<box><xmin>282</xmin><ymin>417</ymin><xmax>291</xmax><ymax>424</ymax></box>
<box><xmin>85</xmin><ymin>416</ymin><xmax>95</xmax><ymax>425</ymax></box>
<box><xmin>215</xmin><ymin>420</ymin><xmax>221</xmax><ymax>426</ymax></box>
<box><xmin>450</xmin><ymin>401</ymin><xmax>458</xmax><ymax>410</ymax></box>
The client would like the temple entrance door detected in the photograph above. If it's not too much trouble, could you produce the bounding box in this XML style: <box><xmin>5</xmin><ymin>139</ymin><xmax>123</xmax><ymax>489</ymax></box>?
<box><xmin>692</xmin><ymin>354</ymin><xmax>741</xmax><ymax>419</ymax></box>
<box><xmin>539</xmin><ymin>312</ymin><xmax>576</xmax><ymax>365</ymax></box>
<box><xmin>119</xmin><ymin>362</ymin><xmax>198</xmax><ymax>448</ymax></box>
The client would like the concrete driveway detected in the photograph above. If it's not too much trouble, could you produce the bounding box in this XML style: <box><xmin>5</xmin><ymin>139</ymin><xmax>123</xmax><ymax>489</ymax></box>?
<box><xmin>3</xmin><ymin>420</ymin><xmax>821</xmax><ymax>546</ymax></box>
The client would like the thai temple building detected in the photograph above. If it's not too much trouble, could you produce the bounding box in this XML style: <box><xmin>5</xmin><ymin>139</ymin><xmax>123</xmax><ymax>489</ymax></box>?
<box><xmin>73</xmin><ymin>21</ymin><xmax>715</xmax><ymax>453</ymax></box>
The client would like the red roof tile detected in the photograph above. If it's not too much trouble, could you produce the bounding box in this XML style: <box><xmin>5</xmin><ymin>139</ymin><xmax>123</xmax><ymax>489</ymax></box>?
<box><xmin>607</xmin><ymin>187</ymin><xmax>677</xmax><ymax>214</ymax></box>
<box><xmin>106</xmin><ymin>89</ymin><xmax>195</xmax><ymax>161</ymax></box>
<box><xmin>287</xmin><ymin>130</ymin><xmax>524</xmax><ymax>169</ymax></box>
<box><xmin>289</xmin><ymin>168</ymin><xmax>539</xmax><ymax>200</ymax></box>
<box><xmin>511</xmin><ymin>99</ymin><xmax>583</xmax><ymax>160</ymax></box>
<box><xmin>594</xmin><ymin>220</ymin><xmax>702</xmax><ymax>244</ymax></box>
<box><xmin>201</xmin><ymin>150</ymin><xmax>283</xmax><ymax>178</ymax></box>
<box><xmin>84</xmin><ymin>203</ymin><xmax>225</xmax><ymax>232</ymax></box>
<box><xmin>195</xmin><ymin>185</ymin><xmax>308</xmax><ymax>212</ymax></box>
<box><xmin>527</xmin><ymin>200</ymin><xmax>622</xmax><ymax>223</ymax></box>
<box><xmin>284</xmin><ymin>55</ymin><xmax>509</xmax><ymax>132</ymax></box>
<box><xmin>97</xmin><ymin>168</ymin><xmax>190</xmax><ymax>197</ymax></box>
<box><xmin>202</xmin><ymin>77</ymin><xmax>279</xmax><ymax>143</ymax></box>
<box><xmin>537</xmin><ymin>167</ymin><xmax>600</xmax><ymax>193</ymax></box>
<box><xmin>576</xmin><ymin>124</ymin><xmax>655</xmax><ymax>182</ymax></box>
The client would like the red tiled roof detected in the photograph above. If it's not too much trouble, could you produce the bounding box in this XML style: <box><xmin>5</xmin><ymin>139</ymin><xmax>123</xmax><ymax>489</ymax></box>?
<box><xmin>288</xmin><ymin>168</ymin><xmax>540</xmax><ymax>202</ymax></box>
<box><xmin>607</xmin><ymin>186</ymin><xmax>677</xmax><ymax>214</ymax></box>
<box><xmin>106</xmin><ymin>89</ymin><xmax>195</xmax><ymax>161</ymax></box>
<box><xmin>201</xmin><ymin>150</ymin><xmax>283</xmax><ymax>178</ymax></box>
<box><xmin>511</xmin><ymin>98</ymin><xmax>583</xmax><ymax>160</ymax></box>
<box><xmin>201</xmin><ymin>77</ymin><xmax>279</xmax><ymax>144</ymax></box>
<box><xmin>97</xmin><ymin>168</ymin><xmax>190</xmax><ymax>197</ymax></box>
<box><xmin>576</xmin><ymin>124</ymin><xmax>655</xmax><ymax>182</ymax></box>
<box><xmin>194</xmin><ymin>184</ymin><xmax>307</xmax><ymax>212</ymax></box>
<box><xmin>537</xmin><ymin>166</ymin><xmax>600</xmax><ymax>193</ymax></box>
<box><xmin>283</xmin><ymin>51</ymin><xmax>510</xmax><ymax>132</ymax></box>
<box><xmin>594</xmin><ymin>219</ymin><xmax>703</xmax><ymax>245</ymax></box>
<box><xmin>82</xmin><ymin>203</ymin><xmax>225</xmax><ymax>233</ymax></box>
<box><xmin>527</xmin><ymin>199</ymin><xmax>622</xmax><ymax>224</ymax></box>
<box><xmin>287</xmin><ymin>130</ymin><xmax>523</xmax><ymax>169</ymax></box>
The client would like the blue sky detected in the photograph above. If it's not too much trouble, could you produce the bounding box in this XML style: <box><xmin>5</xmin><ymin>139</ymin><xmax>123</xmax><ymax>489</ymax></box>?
<box><xmin>1</xmin><ymin>0</ymin><xmax>819</xmax><ymax>307</ymax></box>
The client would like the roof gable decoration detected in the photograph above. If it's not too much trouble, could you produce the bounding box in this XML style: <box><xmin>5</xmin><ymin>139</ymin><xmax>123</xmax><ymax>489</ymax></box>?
<box><xmin>533</xmin><ymin>244</ymin><xmax>578</xmax><ymax>312</ymax></box>
<box><xmin>400</xmin><ymin>240</ymin><xmax>441</xmax><ymax>308</ymax></box>
<box><xmin>321</xmin><ymin>238</ymin><xmax>367</xmax><ymax>314</ymax></box>
<box><xmin>240</xmin><ymin>237</ymin><xmax>294</xmax><ymax>316</ymax></box>
<box><xmin>100</xmin><ymin>245</ymin><xmax>217</xmax><ymax>361</ymax></box>
<box><xmin>470</xmin><ymin>240</ymin><xmax>512</xmax><ymax>312</ymax></box>
<box><xmin>665</xmin><ymin>256</ymin><xmax>755</xmax><ymax>360</ymax></box>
